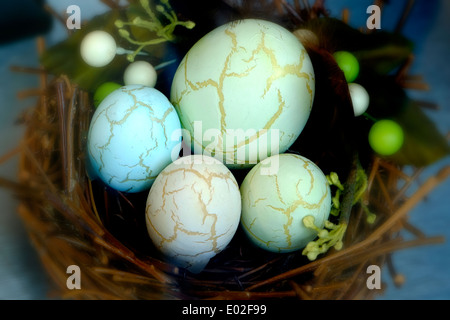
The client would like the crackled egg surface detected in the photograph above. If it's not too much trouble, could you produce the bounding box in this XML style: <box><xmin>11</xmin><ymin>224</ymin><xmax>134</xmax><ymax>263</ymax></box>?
<box><xmin>171</xmin><ymin>19</ymin><xmax>315</xmax><ymax>168</ymax></box>
<box><xmin>240</xmin><ymin>153</ymin><xmax>331</xmax><ymax>253</ymax></box>
<box><xmin>87</xmin><ymin>85</ymin><xmax>181</xmax><ymax>193</ymax></box>
<box><xmin>145</xmin><ymin>155</ymin><xmax>241</xmax><ymax>273</ymax></box>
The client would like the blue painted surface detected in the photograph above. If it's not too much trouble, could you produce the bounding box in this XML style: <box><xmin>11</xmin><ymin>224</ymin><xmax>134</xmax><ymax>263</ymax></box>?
<box><xmin>0</xmin><ymin>0</ymin><xmax>448</xmax><ymax>299</ymax></box>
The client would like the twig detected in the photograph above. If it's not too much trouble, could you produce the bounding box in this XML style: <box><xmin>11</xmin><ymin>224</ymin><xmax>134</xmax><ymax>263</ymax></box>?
<box><xmin>55</xmin><ymin>80</ymin><xmax>68</xmax><ymax>193</ymax></box>
<box><xmin>92</xmin><ymin>236</ymin><xmax>176</xmax><ymax>285</ymax></box>
<box><xmin>342</xmin><ymin>8</ymin><xmax>350</xmax><ymax>24</ymax></box>
<box><xmin>335</xmin><ymin>260</ymin><xmax>368</xmax><ymax>300</ymax></box>
<box><xmin>339</xmin><ymin>152</ymin><xmax>359</xmax><ymax>226</ymax></box>
<box><xmin>10</xmin><ymin>65</ymin><xmax>46</xmax><ymax>74</ymax></box>
<box><xmin>386</xmin><ymin>253</ymin><xmax>405</xmax><ymax>288</ymax></box>
<box><xmin>393</xmin><ymin>167</ymin><xmax>424</xmax><ymax>204</ymax></box>
<box><xmin>378</xmin><ymin>160</ymin><xmax>410</xmax><ymax>182</ymax></box>
<box><xmin>237</xmin><ymin>256</ymin><xmax>283</xmax><ymax>280</ymax></box>
<box><xmin>101</xmin><ymin>0</ymin><xmax>124</xmax><ymax>9</ymax></box>
<box><xmin>16</xmin><ymin>88</ymin><xmax>45</xmax><ymax>99</ymax></box>
<box><xmin>281</xmin><ymin>0</ymin><xmax>304</xmax><ymax>23</ymax></box>
<box><xmin>395</xmin><ymin>0</ymin><xmax>415</xmax><ymax>33</ymax></box>
<box><xmin>414</xmin><ymin>100</ymin><xmax>440</xmax><ymax>110</ymax></box>
<box><xmin>0</xmin><ymin>145</ymin><xmax>22</xmax><ymax>165</ymax></box>
<box><xmin>44</xmin><ymin>4</ymin><xmax>69</xmax><ymax>30</ymax></box>
<box><xmin>402</xmin><ymin>221</ymin><xmax>426</xmax><ymax>238</ymax></box>
<box><xmin>368</xmin><ymin>166</ymin><xmax>450</xmax><ymax>241</ymax></box>
<box><xmin>395</xmin><ymin>54</ymin><xmax>414</xmax><ymax>84</ymax></box>
<box><xmin>375</xmin><ymin>170</ymin><xmax>395</xmax><ymax>213</ymax></box>
<box><xmin>289</xmin><ymin>281</ymin><xmax>312</xmax><ymax>300</ymax></box>
<box><xmin>65</xmin><ymin>86</ymin><xmax>78</xmax><ymax>195</ymax></box>
<box><xmin>401</xmin><ymin>80</ymin><xmax>430</xmax><ymax>91</ymax></box>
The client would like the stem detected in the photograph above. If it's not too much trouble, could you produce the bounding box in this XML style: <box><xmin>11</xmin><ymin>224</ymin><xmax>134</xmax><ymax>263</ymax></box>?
<box><xmin>114</xmin><ymin>0</ymin><xmax>195</xmax><ymax>62</ymax></box>
<box><xmin>55</xmin><ymin>80</ymin><xmax>68</xmax><ymax>193</ymax></box>
<box><xmin>395</xmin><ymin>0</ymin><xmax>415</xmax><ymax>33</ymax></box>
<box><xmin>339</xmin><ymin>152</ymin><xmax>359</xmax><ymax>226</ymax></box>
<box><xmin>140</xmin><ymin>0</ymin><xmax>162</xmax><ymax>29</ymax></box>
<box><xmin>363</xmin><ymin>112</ymin><xmax>378</xmax><ymax>123</ymax></box>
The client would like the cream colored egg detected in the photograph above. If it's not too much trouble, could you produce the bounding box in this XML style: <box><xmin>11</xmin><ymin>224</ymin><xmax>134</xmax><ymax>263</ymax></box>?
<box><xmin>145</xmin><ymin>155</ymin><xmax>241</xmax><ymax>273</ymax></box>
<box><xmin>240</xmin><ymin>153</ymin><xmax>331</xmax><ymax>253</ymax></box>
<box><xmin>348</xmin><ymin>83</ymin><xmax>370</xmax><ymax>117</ymax></box>
<box><xmin>80</xmin><ymin>30</ymin><xmax>117</xmax><ymax>67</ymax></box>
<box><xmin>124</xmin><ymin>61</ymin><xmax>157</xmax><ymax>87</ymax></box>
<box><xmin>171</xmin><ymin>19</ymin><xmax>315</xmax><ymax>169</ymax></box>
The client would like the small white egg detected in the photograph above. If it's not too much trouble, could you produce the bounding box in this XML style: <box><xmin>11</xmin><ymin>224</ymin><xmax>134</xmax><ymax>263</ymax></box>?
<box><xmin>240</xmin><ymin>153</ymin><xmax>331</xmax><ymax>253</ymax></box>
<box><xmin>348</xmin><ymin>83</ymin><xmax>370</xmax><ymax>117</ymax></box>
<box><xmin>145</xmin><ymin>155</ymin><xmax>241</xmax><ymax>273</ymax></box>
<box><xmin>80</xmin><ymin>30</ymin><xmax>117</xmax><ymax>67</ymax></box>
<box><xmin>124</xmin><ymin>60</ymin><xmax>158</xmax><ymax>87</ymax></box>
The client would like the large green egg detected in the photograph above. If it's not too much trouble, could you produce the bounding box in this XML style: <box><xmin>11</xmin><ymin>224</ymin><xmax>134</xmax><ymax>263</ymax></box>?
<box><xmin>240</xmin><ymin>154</ymin><xmax>331</xmax><ymax>253</ymax></box>
<box><xmin>171</xmin><ymin>19</ymin><xmax>315</xmax><ymax>169</ymax></box>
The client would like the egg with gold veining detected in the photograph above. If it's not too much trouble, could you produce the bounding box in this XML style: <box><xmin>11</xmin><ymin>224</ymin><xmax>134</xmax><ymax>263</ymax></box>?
<box><xmin>171</xmin><ymin>19</ymin><xmax>315</xmax><ymax>168</ymax></box>
<box><xmin>240</xmin><ymin>153</ymin><xmax>331</xmax><ymax>253</ymax></box>
<box><xmin>145</xmin><ymin>155</ymin><xmax>241</xmax><ymax>273</ymax></box>
<box><xmin>87</xmin><ymin>85</ymin><xmax>182</xmax><ymax>193</ymax></box>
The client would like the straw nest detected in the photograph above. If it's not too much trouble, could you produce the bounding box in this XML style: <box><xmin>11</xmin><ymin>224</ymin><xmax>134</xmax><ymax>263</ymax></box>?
<box><xmin>2</xmin><ymin>0</ymin><xmax>449</xmax><ymax>300</ymax></box>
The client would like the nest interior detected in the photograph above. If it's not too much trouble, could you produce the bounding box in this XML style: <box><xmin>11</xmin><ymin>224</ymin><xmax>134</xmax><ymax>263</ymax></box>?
<box><xmin>2</xmin><ymin>0</ymin><xmax>450</xmax><ymax>300</ymax></box>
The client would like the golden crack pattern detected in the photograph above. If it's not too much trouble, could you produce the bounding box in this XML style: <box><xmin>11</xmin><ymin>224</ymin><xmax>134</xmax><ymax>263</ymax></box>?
<box><xmin>241</xmin><ymin>156</ymin><xmax>330</xmax><ymax>252</ymax></box>
<box><xmin>172</xmin><ymin>23</ymin><xmax>314</xmax><ymax>162</ymax></box>
<box><xmin>146</xmin><ymin>164</ymin><xmax>239</xmax><ymax>264</ymax></box>
<box><xmin>88</xmin><ymin>86</ymin><xmax>176</xmax><ymax>191</ymax></box>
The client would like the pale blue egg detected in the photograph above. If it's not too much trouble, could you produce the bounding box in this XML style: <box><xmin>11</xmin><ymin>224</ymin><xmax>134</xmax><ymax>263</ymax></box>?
<box><xmin>87</xmin><ymin>85</ymin><xmax>182</xmax><ymax>193</ymax></box>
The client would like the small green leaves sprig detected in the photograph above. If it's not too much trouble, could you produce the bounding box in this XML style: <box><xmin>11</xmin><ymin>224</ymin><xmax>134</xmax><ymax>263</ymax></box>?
<box><xmin>115</xmin><ymin>0</ymin><xmax>195</xmax><ymax>62</ymax></box>
<box><xmin>302</xmin><ymin>167</ymin><xmax>375</xmax><ymax>261</ymax></box>
<box><xmin>302</xmin><ymin>216</ymin><xmax>347</xmax><ymax>261</ymax></box>
<box><xmin>328</xmin><ymin>169</ymin><xmax>376</xmax><ymax>224</ymax></box>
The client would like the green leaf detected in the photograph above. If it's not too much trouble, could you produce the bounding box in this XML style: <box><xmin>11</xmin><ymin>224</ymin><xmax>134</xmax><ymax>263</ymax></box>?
<box><xmin>303</xmin><ymin>18</ymin><xmax>413</xmax><ymax>76</ymax></box>
<box><xmin>389</xmin><ymin>100</ymin><xmax>450</xmax><ymax>167</ymax></box>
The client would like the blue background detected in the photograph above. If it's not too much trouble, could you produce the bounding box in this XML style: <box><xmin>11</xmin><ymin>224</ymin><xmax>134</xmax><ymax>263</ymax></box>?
<box><xmin>0</xmin><ymin>0</ymin><xmax>449</xmax><ymax>299</ymax></box>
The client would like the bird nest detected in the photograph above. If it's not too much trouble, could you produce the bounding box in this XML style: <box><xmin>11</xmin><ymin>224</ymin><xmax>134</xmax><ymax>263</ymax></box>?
<box><xmin>2</xmin><ymin>0</ymin><xmax>449</xmax><ymax>300</ymax></box>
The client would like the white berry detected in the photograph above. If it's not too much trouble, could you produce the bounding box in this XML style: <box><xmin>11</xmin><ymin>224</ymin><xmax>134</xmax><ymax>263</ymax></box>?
<box><xmin>348</xmin><ymin>83</ymin><xmax>370</xmax><ymax>117</ymax></box>
<box><xmin>124</xmin><ymin>61</ymin><xmax>157</xmax><ymax>87</ymax></box>
<box><xmin>80</xmin><ymin>30</ymin><xmax>117</xmax><ymax>67</ymax></box>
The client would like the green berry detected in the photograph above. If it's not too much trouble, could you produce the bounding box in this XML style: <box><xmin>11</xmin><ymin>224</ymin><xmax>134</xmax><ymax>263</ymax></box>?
<box><xmin>368</xmin><ymin>119</ymin><xmax>404</xmax><ymax>156</ymax></box>
<box><xmin>333</xmin><ymin>51</ymin><xmax>360</xmax><ymax>83</ymax></box>
<box><xmin>93</xmin><ymin>82</ymin><xmax>122</xmax><ymax>108</ymax></box>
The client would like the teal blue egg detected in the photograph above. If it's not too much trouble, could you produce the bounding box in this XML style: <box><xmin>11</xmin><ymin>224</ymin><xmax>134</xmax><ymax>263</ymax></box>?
<box><xmin>87</xmin><ymin>85</ymin><xmax>182</xmax><ymax>193</ymax></box>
